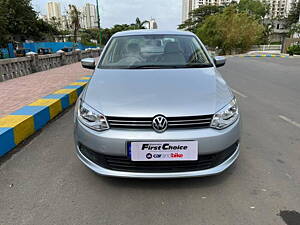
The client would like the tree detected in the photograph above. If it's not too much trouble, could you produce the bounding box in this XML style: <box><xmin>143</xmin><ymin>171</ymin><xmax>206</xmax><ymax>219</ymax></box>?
<box><xmin>49</xmin><ymin>16</ymin><xmax>62</xmax><ymax>31</ymax></box>
<box><xmin>237</xmin><ymin>0</ymin><xmax>269</xmax><ymax>20</ymax></box>
<box><xmin>178</xmin><ymin>5</ymin><xmax>223</xmax><ymax>32</ymax></box>
<box><xmin>289</xmin><ymin>23</ymin><xmax>300</xmax><ymax>38</ymax></box>
<box><xmin>197</xmin><ymin>6</ymin><xmax>265</xmax><ymax>54</ymax></box>
<box><xmin>286</xmin><ymin>0</ymin><xmax>300</xmax><ymax>28</ymax></box>
<box><xmin>0</xmin><ymin>0</ymin><xmax>40</xmax><ymax>42</ymax></box>
<box><xmin>68</xmin><ymin>5</ymin><xmax>81</xmax><ymax>43</ymax></box>
<box><xmin>35</xmin><ymin>19</ymin><xmax>60</xmax><ymax>41</ymax></box>
<box><xmin>133</xmin><ymin>17</ymin><xmax>149</xmax><ymax>29</ymax></box>
<box><xmin>0</xmin><ymin>0</ymin><xmax>62</xmax><ymax>46</ymax></box>
<box><xmin>0</xmin><ymin>1</ymin><xmax>9</xmax><ymax>46</ymax></box>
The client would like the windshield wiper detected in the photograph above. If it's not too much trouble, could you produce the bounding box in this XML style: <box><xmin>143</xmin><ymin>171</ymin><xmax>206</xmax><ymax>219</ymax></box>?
<box><xmin>182</xmin><ymin>64</ymin><xmax>213</xmax><ymax>68</ymax></box>
<box><xmin>128</xmin><ymin>65</ymin><xmax>180</xmax><ymax>69</ymax></box>
<box><xmin>128</xmin><ymin>64</ymin><xmax>213</xmax><ymax>69</ymax></box>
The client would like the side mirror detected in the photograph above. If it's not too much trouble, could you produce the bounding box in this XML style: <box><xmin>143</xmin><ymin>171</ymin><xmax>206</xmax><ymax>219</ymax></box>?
<box><xmin>214</xmin><ymin>56</ymin><xmax>226</xmax><ymax>68</ymax></box>
<box><xmin>81</xmin><ymin>58</ymin><xmax>96</xmax><ymax>70</ymax></box>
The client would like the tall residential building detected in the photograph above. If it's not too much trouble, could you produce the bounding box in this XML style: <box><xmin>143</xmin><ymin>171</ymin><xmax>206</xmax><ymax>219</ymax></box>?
<box><xmin>192</xmin><ymin>0</ymin><xmax>236</xmax><ymax>8</ymax></box>
<box><xmin>268</xmin><ymin>0</ymin><xmax>299</xmax><ymax>18</ymax></box>
<box><xmin>81</xmin><ymin>3</ymin><xmax>98</xmax><ymax>29</ymax></box>
<box><xmin>47</xmin><ymin>1</ymin><xmax>62</xmax><ymax>21</ymax></box>
<box><xmin>148</xmin><ymin>19</ymin><xmax>158</xmax><ymax>29</ymax></box>
<box><xmin>182</xmin><ymin>0</ymin><xmax>235</xmax><ymax>23</ymax></box>
<box><xmin>182</xmin><ymin>0</ymin><xmax>193</xmax><ymax>22</ymax></box>
<box><xmin>61</xmin><ymin>15</ymin><xmax>71</xmax><ymax>30</ymax></box>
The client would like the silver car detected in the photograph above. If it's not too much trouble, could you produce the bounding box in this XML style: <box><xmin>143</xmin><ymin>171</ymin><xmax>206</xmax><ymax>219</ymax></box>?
<box><xmin>74</xmin><ymin>30</ymin><xmax>241</xmax><ymax>178</ymax></box>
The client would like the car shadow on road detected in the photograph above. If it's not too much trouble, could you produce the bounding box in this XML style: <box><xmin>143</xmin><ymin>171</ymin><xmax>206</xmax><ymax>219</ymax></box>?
<box><xmin>96</xmin><ymin>161</ymin><xmax>239</xmax><ymax>191</ymax></box>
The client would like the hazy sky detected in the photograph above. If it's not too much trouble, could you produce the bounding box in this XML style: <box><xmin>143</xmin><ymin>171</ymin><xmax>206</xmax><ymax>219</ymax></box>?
<box><xmin>31</xmin><ymin>0</ymin><xmax>182</xmax><ymax>29</ymax></box>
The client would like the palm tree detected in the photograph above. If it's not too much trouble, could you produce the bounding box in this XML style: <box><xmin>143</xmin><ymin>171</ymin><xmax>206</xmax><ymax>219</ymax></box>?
<box><xmin>68</xmin><ymin>5</ymin><xmax>81</xmax><ymax>43</ymax></box>
<box><xmin>134</xmin><ymin>17</ymin><xmax>149</xmax><ymax>29</ymax></box>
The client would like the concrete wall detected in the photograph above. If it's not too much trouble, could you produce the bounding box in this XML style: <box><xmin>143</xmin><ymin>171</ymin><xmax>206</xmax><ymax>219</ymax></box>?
<box><xmin>250</xmin><ymin>45</ymin><xmax>282</xmax><ymax>51</ymax></box>
<box><xmin>282</xmin><ymin>38</ymin><xmax>300</xmax><ymax>53</ymax></box>
<box><xmin>0</xmin><ymin>49</ymin><xmax>101</xmax><ymax>82</ymax></box>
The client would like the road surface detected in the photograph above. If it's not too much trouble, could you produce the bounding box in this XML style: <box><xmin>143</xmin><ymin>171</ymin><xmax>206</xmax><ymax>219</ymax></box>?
<box><xmin>0</xmin><ymin>57</ymin><xmax>299</xmax><ymax>225</ymax></box>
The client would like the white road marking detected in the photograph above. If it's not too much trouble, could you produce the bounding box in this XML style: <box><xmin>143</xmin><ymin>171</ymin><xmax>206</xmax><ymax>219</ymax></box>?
<box><xmin>232</xmin><ymin>89</ymin><xmax>248</xmax><ymax>98</ymax></box>
<box><xmin>286</xmin><ymin>173</ymin><xmax>292</xmax><ymax>179</ymax></box>
<box><xmin>278</xmin><ymin>115</ymin><xmax>300</xmax><ymax>129</ymax></box>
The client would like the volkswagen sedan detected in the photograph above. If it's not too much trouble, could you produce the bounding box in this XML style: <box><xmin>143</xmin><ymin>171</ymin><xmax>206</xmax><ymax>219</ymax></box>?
<box><xmin>74</xmin><ymin>30</ymin><xmax>241</xmax><ymax>178</ymax></box>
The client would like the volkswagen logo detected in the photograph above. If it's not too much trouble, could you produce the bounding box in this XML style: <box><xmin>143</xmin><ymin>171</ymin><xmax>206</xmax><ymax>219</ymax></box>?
<box><xmin>152</xmin><ymin>115</ymin><xmax>168</xmax><ymax>133</ymax></box>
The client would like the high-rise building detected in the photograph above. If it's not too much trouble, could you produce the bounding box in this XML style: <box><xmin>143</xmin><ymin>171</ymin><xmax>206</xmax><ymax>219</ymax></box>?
<box><xmin>192</xmin><ymin>0</ymin><xmax>235</xmax><ymax>8</ymax></box>
<box><xmin>268</xmin><ymin>0</ymin><xmax>299</xmax><ymax>18</ymax></box>
<box><xmin>182</xmin><ymin>0</ymin><xmax>235</xmax><ymax>23</ymax></box>
<box><xmin>148</xmin><ymin>19</ymin><xmax>158</xmax><ymax>29</ymax></box>
<box><xmin>81</xmin><ymin>3</ymin><xmax>98</xmax><ymax>29</ymax></box>
<box><xmin>47</xmin><ymin>1</ymin><xmax>62</xmax><ymax>21</ymax></box>
<box><xmin>61</xmin><ymin>15</ymin><xmax>71</xmax><ymax>30</ymax></box>
<box><xmin>182</xmin><ymin>0</ymin><xmax>193</xmax><ymax>22</ymax></box>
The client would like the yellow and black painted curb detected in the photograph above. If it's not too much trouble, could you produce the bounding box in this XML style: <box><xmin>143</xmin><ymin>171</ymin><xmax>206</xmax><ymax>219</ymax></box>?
<box><xmin>240</xmin><ymin>54</ymin><xmax>289</xmax><ymax>58</ymax></box>
<box><xmin>0</xmin><ymin>75</ymin><xmax>92</xmax><ymax>156</ymax></box>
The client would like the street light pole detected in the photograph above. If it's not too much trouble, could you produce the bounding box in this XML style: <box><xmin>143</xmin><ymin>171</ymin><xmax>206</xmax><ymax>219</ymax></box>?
<box><xmin>96</xmin><ymin>0</ymin><xmax>102</xmax><ymax>46</ymax></box>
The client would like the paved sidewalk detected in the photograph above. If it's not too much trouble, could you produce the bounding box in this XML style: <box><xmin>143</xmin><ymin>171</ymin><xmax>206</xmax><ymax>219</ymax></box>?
<box><xmin>0</xmin><ymin>61</ymin><xmax>94</xmax><ymax>117</ymax></box>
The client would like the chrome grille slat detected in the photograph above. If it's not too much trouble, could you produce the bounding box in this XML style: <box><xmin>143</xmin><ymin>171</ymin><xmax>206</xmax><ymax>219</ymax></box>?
<box><xmin>169</xmin><ymin>122</ymin><xmax>211</xmax><ymax>126</ymax></box>
<box><xmin>108</xmin><ymin>120</ymin><xmax>151</xmax><ymax>123</ymax></box>
<box><xmin>168</xmin><ymin>118</ymin><xmax>211</xmax><ymax>123</ymax></box>
<box><xmin>107</xmin><ymin>115</ymin><xmax>213</xmax><ymax>129</ymax></box>
<box><xmin>109</xmin><ymin>123</ymin><xmax>151</xmax><ymax>127</ymax></box>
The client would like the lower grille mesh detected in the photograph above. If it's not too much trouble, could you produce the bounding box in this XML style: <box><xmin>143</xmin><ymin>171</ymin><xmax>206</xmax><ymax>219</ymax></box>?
<box><xmin>79</xmin><ymin>142</ymin><xmax>239</xmax><ymax>173</ymax></box>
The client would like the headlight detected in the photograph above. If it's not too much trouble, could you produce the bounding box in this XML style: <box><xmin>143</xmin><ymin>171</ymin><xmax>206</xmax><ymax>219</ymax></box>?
<box><xmin>210</xmin><ymin>98</ymin><xmax>239</xmax><ymax>129</ymax></box>
<box><xmin>77</xmin><ymin>100</ymin><xmax>109</xmax><ymax>131</ymax></box>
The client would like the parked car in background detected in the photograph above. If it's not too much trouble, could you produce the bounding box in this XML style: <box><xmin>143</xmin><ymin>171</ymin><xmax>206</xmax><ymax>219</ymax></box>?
<box><xmin>15</xmin><ymin>48</ymin><xmax>31</xmax><ymax>57</ymax></box>
<box><xmin>38</xmin><ymin>48</ymin><xmax>52</xmax><ymax>55</ymax></box>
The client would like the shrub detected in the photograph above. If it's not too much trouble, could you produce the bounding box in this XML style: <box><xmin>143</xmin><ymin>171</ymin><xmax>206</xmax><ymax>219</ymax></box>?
<box><xmin>287</xmin><ymin>45</ymin><xmax>300</xmax><ymax>55</ymax></box>
<box><xmin>196</xmin><ymin>6</ymin><xmax>264</xmax><ymax>55</ymax></box>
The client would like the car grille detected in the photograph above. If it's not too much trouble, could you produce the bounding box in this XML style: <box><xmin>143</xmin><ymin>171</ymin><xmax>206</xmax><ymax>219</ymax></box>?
<box><xmin>78</xmin><ymin>141</ymin><xmax>239</xmax><ymax>173</ymax></box>
<box><xmin>107</xmin><ymin>115</ymin><xmax>213</xmax><ymax>129</ymax></box>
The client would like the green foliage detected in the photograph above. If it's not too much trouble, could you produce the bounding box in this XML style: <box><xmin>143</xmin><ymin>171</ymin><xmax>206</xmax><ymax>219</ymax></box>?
<box><xmin>80</xmin><ymin>28</ymin><xmax>100</xmax><ymax>47</ymax></box>
<box><xmin>34</xmin><ymin>19</ymin><xmax>61</xmax><ymax>41</ymax></box>
<box><xmin>0</xmin><ymin>1</ymin><xmax>9</xmax><ymax>46</ymax></box>
<box><xmin>286</xmin><ymin>0</ymin><xmax>300</xmax><ymax>28</ymax></box>
<box><xmin>289</xmin><ymin>23</ymin><xmax>300</xmax><ymax>38</ymax></box>
<box><xmin>237</xmin><ymin>0</ymin><xmax>269</xmax><ymax>20</ymax></box>
<box><xmin>178</xmin><ymin>5</ymin><xmax>224</xmax><ymax>32</ymax></box>
<box><xmin>0</xmin><ymin>0</ymin><xmax>61</xmax><ymax>46</ymax></box>
<box><xmin>80</xmin><ymin>18</ymin><xmax>150</xmax><ymax>46</ymax></box>
<box><xmin>133</xmin><ymin>17</ymin><xmax>149</xmax><ymax>29</ymax></box>
<box><xmin>197</xmin><ymin>6</ymin><xmax>265</xmax><ymax>54</ymax></box>
<box><xmin>287</xmin><ymin>44</ymin><xmax>300</xmax><ymax>55</ymax></box>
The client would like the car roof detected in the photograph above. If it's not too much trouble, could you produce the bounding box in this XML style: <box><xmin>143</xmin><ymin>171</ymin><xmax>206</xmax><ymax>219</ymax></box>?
<box><xmin>112</xmin><ymin>29</ymin><xmax>195</xmax><ymax>37</ymax></box>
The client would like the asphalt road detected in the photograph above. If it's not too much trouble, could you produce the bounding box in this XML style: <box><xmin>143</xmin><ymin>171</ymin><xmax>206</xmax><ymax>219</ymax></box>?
<box><xmin>1</xmin><ymin>57</ymin><xmax>300</xmax><ymax>225</ymax></box>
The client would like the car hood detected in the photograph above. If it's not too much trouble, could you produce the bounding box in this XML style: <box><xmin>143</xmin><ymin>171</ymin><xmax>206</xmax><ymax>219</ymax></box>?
<box><xmin>83</xmin><ymin>68</ymin><xmax>233</xmax><ymax>117</ymax></box>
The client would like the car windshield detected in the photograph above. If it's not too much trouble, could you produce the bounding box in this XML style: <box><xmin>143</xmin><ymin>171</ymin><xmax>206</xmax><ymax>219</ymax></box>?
<box><xmin>99</xmin><ymin>34</ymin><xmax>213</xmax><ymax>69</ymax></box>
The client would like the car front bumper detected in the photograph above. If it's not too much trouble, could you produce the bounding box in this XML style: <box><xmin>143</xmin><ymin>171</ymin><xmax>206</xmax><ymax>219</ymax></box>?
<box><xmin>74</xmin><ymin>118</ymin><xmax>241</xmax><ymax>178</ymax></box>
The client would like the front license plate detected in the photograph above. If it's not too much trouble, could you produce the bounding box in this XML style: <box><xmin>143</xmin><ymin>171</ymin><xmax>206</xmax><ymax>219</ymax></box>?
<box><xmin>129</xmin><ymin>141</ymin><xmax>198</xmax><ymax>161</ymax></box>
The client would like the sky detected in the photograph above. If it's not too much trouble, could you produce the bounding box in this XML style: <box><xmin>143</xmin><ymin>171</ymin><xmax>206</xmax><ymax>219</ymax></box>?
<box><xmin>31</xmin><ymin>0</ymin><xmax>182</xmax><ymax>30</ymax></box>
